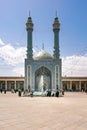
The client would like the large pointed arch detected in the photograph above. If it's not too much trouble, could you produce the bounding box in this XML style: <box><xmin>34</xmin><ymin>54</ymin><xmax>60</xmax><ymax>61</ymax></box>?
<box><xmin>35</xmin><ymin>66</ymin><xmax>51</xmax><ymax>92</ymax></box>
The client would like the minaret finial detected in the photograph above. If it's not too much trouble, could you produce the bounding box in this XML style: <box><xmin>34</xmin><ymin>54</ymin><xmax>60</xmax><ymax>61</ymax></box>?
<box><xmin>42</xmin><ymin>43</ymin><xmax>44</xmax><ymax>50</ymax></box>
<box><xmin>56</xmin><ymin>11</ymin><xmax>57</xmax><ymax>18</ymax></box>
<box><xmin>29</xmin><ymin>10</ymin><xmax>30</xmax><ymax>17</ymax></box>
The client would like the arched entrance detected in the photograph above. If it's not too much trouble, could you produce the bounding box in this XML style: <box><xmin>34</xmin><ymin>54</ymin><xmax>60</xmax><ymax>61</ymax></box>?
<box><xmin>35</xmin><ymin>66</ymin><xmax>51</xmax><ymax>92</ymax></box>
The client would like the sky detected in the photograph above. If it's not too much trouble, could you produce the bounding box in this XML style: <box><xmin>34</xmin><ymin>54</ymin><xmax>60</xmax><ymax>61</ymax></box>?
<box><xmin>0</xmin><ymin>0</ymin><xmax>87</xmax><ymax>77</ymax></box>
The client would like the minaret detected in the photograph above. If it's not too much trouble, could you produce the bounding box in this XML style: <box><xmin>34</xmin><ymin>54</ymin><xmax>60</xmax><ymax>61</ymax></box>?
<box><xmin>26</xmin><ymin>13</ymin><xmax>33</xmax><ymax>59</ymax></box>
<box><xmin>53</xmin><ymin>14</ymin><xmax>60</xmax><ymax>59</ymax></box>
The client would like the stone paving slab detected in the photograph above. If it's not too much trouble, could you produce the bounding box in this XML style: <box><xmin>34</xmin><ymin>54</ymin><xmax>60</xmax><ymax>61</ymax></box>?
<box><xmin>0</xmin><ymin>92</ymin><xmax>87</xmax><ymax>130</ymax></box>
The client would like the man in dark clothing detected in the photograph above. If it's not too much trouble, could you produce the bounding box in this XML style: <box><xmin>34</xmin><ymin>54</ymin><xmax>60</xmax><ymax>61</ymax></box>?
<box><xmin>56</xmin><ymin>87</ymin><xmax>59</xmax><ymax>97</ymax></box>
<box><xmin>18</xmin><ymin>89</ymin><xmax>21</xmax><ymax>97</ymax></box>
<box><xmin>56</xmin><ymin>91</ymin><xmax>59</xmax><ymax>97</ymax></box>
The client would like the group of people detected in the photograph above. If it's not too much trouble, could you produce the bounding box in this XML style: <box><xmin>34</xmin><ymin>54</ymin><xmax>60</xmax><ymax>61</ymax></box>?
<box><xmin>0</xmin><ymin>88</ymin><xmax>23</xmax><ymax>97</ymax></box>
<box><xmin>0</xmin><ymin>87</ymin><xmax>64</xmax><ymax>97</ymax></box>
<box><xmin>46</xmin><ymin>88</ymin><xmax>64</xmax><ymax>97</ymax></box>
<box><xmin>12</xmin><ymin>89</ymin><xmax>23</xmax><ymax>97</ymax></box>
<box><xmin>0</xmin><ymin>89</ymin><xmax>7</xmax><ymax>94</ymax></box>
<box><xmin>46</xmin><ymin>89</ymin><xmax>59</xmax><ymax>97</ymax></box>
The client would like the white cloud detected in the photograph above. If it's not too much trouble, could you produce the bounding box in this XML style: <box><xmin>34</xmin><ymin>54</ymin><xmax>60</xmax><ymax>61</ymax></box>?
<box><xmin>0</xmin><ymin>38</ymin><xmax>26</xmax><ymax>76</ymax></box>
<box><xmin>62</xmin><ymin>55</ymin><xmax>87</xmax><ymax>76</ymax></box>
<box><xmin>0</xmin><ymin>38</ymin><xmax>5</xmax><ymax>45</ymax></box>
<box><xmin>0</xmin><ymin>38</ymin><xmax>87</xmax><ymax>77</ymax></box>
<box><xmin>0</xmin><ymin>41</ymin><xmax>26</xmax><ymax>66</ymax></box>
<box><xmin>0</xmin><ymin>39</ymin><xmax>37</xmax><ymax>76</ymax></box>
<box><xmin>13</xmin><ymin>66</ymin><xmax>24</xmax><ymax>76</ymax></box>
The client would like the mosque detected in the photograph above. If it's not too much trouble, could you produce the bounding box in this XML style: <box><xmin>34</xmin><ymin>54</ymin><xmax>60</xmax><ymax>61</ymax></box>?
<box><xmin>24</xmin><ymin>15</ymin><xmax>62</xmax><ymax>92</ymax></box>
<box><xmin>0</xmin><ymin>15</ymin><xmax>87</xmax><ymax>93</ymax></box>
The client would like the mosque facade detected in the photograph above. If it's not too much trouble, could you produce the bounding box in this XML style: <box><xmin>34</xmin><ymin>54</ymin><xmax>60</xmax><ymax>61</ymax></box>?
<box><xmin>0</xmin><ymin>76</ymin><xmax>87</xmax><ymax>92</ymax></box>
<box><xmin>24</xmin><ymin>15</ymin><xmax>62</xmax><ymax>92</ymax></box>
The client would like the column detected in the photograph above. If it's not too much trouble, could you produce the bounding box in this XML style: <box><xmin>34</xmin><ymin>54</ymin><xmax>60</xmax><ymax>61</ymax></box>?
<box><xmin>14</xmin><ymin>81</ymin><xmax>16</xmax><ymax>90</ymax></box>
<box><xmin>79</xmin><ymin>81</ymin><xmax>81</xmax><ymax>91</ymax></box>
<box><xmin>84</xmin><ymin>82</ymin><xmax>86</xmax><ymax>91</ymax></box>
<box><xmin>5</xmin><ymin>81</ymin><xmax>7</xmax><ymax>90</ymax></box>
<box><xmin>58</xmin><ymin>65</ymin><xmax>61</xmax><ymax>90</ymax></box>
<box><xmin>70</xmin><ymin>81</ymin><xmax>72</xmax><ymax>90</ymax></box>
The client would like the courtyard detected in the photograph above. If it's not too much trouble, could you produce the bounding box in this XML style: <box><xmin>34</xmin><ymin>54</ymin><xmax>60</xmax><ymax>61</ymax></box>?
<box><xmin>0</xmin><ymin>92</ymin><xmax>87</xmax><ymax>130</ymax></box>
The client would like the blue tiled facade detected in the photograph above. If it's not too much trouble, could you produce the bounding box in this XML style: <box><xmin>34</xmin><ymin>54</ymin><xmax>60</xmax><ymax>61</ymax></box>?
<box><xmin>24</xmin><ymin>16</ymin><xmax>62</xmax><ymax>92</ymax></box>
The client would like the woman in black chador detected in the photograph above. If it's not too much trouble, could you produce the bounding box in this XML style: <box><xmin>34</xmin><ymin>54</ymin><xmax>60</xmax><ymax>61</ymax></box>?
<box><xmin>56</xmin><ymin>88</ymin><xmax>59</xmax><ymax>97</ymax></box>
<box><xmin>18</xmin><ymin>89</ymin><xmax>21</xmax><ymax>97</ymax></box>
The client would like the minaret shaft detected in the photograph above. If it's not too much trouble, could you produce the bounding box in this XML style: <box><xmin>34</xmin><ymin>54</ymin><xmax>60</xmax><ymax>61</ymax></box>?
<box><xmin>26</xmin><ymin>16</ymin><xmax>33</xmax><ymax>59</ymax></box>
<box><xmin>53</xmin><ymin>17</ymin><xmax>60</xmax><ymax>59</ymax></box>
<box><xmin>27</xmin><ymin>31</ymin><xmax>33</xmax><ymax>58</ymax></box>
<box><xmin>54</xmin><ymin>30</ymin><xmax>60</xmax><ymax>58</ymax></box>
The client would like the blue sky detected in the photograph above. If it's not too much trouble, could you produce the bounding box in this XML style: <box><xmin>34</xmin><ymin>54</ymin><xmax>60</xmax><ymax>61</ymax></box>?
<box><xmin>0</xmin><ymin>0</ymin><xmax>87</xmax><ymax>76</ymax></box>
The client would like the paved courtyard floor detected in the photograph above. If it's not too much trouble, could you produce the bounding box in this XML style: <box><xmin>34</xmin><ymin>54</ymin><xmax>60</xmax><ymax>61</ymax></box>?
<box><xmin>0</xmin><ymin>92</ymin><xmax>87</xmax><ymax>130</ymax></box>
